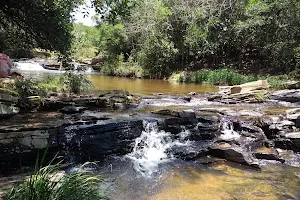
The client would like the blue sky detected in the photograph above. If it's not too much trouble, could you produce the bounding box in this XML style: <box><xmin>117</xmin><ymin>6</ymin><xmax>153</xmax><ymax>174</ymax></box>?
<box><xmin>74</xmin><ymin>0</ymin><xmax>96</xmax><ymax>26</ymax></box>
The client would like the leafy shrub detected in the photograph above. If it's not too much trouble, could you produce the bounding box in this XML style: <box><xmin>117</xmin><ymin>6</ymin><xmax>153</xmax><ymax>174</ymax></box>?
<box><xmin>61</xmin><ymin>72</ymin><xmax>93</xmax><ymax>94</ymax></box>
<box><xmin>194</xmin><ymin>70</ymin><xmax>210</xmax><ymax>83</ymax></box>
<box><xmin>14</xmin><ymin>78</ymin><xmax>45</xmax><ymax>111</ymax></box>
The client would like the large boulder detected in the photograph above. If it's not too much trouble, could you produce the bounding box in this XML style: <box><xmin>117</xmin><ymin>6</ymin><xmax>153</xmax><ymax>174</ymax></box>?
<box><xmin>218</xmin><ymin>80</ymin><xmax>270</xmax><ymax>95</ymax></box>
<box><xmin>231</xmin><ymin>80</ymin><xmax>270</xmax><ymax>94</ymax></box>
<box><xmin>270</xmin><ymin>89</ymin><xmax>300</xmax><ymax>103</ymax></box>
<box><xmin>208</xmin><ymin>142</ymin><xmax>259</xmax><ymax>168</ymax></box>
<box><xmin>0</xmin><ymin>112</ymin><xmax>144</xmax><ymax>169</ymax></box>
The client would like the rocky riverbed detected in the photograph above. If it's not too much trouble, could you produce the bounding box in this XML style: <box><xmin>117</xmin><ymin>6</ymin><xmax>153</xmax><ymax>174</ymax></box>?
<box><xmin>1</xmin><ymin>79</ymin><xmax>300</xmax><ymax>199</ymax></box>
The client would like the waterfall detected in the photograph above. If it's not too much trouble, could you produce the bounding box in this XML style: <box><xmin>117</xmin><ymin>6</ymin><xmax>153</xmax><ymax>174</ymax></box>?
<box><xmin>126</xmin><ymin>121</ymin><xmax>190</xmax><ymax>177</ymax></box>
<box><xmin>14</xmin><ymin>60</ymin><xmax>94</xmax><ymax>73</ymax></box>
<box><xmin>14</xmin><ymin>61</ymin><xmax>46</xmax><ymax>71</ymax></box>
<box><xmin>219</xmin><ymin>119</ymin><xmax>240</xmax><ymax>140</ymax></box>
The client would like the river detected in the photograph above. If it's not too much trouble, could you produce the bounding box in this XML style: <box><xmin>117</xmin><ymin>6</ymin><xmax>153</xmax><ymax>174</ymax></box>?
<box><xmin>16</xmin><ymin>71</ymin><xmax>217</xmax><ymax>95</ymax></box>
<box><xmin>6</xmin><ymin>62</ymin><xmax>300</xmax><ymax>200</ymax></box>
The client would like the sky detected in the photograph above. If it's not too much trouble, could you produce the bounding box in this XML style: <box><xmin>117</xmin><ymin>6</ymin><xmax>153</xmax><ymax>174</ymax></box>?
<box><xmin>74</xmin><ymin>0</ymin><xmax>97</xmax><ymax>26</ymax></box>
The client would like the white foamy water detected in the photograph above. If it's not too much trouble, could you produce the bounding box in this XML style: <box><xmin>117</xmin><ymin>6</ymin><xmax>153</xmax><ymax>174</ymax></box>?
<box><xmin>126</xmin><ymin>121</ymin><xmax>190</xmax><ymax>177</ymax></box>
<box><xmin>14</xmin><ymin>61</ymin><xmax>95</xmax><ymax>74</ymax></box>
<box><xmin>14</xmin><ymin>61</ymin><xmax>47</xmax><ymax>71</ymax></box>
<box><xmin>219</xmin><ymin>120</ymin><xmax>240</xmax><ymax>140</ymax></box>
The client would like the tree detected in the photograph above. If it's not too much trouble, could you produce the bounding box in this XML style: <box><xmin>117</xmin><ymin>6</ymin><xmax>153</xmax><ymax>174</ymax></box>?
<box><xmin>93</xmin><ymin>0</ymin><xmax>300</xmax><ymax>76</ymax></box>
<box><xmin>0</xmin><ymin>0</ymin><xmax>83</xmax><ymax>56</ymax></box>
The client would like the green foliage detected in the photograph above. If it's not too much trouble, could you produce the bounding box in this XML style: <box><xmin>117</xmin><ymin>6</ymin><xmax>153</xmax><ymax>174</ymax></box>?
<box><xmin>94</xmin><ymin>0</ymin><xmax>138</xmax><ymax>24</ymax></box>
<box><xmin>72</xmin><ymin>23</ymin><xmax>100</xmax><ymax>60</ymax></box>
<box><xmin>113</xmin><ymin>55</ymin><xmax>144</xmax><ymax>77</ymax></box>
<box><xmin>93</xmin><ymin>0</ymin><xmax>300</xmax><ymax>78</ymax></box>
<box><xmin>0</xmin><ymin>0</ymin><xmax>84</xmax><ymax>56</ymax></box>
<box><xmin>97</xmin><ymin>23</ymin><xmax>129</xmax><ymax>61</ymax></box>
<box><xmin>12</xmin><ymin>73</ymin><xmax>93</xmax><ymax>111</ymax></box>
<box><xmin>4</xmin><ymin>161</ymin><xmax>105</xmax><ymax>200</ymax></box>
<box><xmin>61</xmin><ymin>72</ymin><xmax>93</xmax><ymax>94</ymax></box>
<box><xmin>14</xmin><ymin>78</ymin><xmax>45</xmax><ymax>111</ymax></box>
<box><xmin>169</xmin><ymin>68</ymin><xmax>288</xmax><ymax>88</ymax></box>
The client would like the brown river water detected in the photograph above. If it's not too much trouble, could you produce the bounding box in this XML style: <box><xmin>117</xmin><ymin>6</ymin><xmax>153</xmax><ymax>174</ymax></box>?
<box><xmin>7</xmin><ymin>69</ymin><xmax>300</xmax><ymax>200</ymax></box>
<box><xmin>88</xmin><ymin>75</ymin><xmax>218</xmax><ymax>95</ymax></box>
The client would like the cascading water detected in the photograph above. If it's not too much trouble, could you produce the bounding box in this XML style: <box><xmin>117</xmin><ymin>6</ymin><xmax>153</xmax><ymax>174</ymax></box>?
<box><xmin>13</xmin><ymin>60</ymin><xmax>94</xmax><ymax>74</ymax></box>
<box><xmin>126</xmin><ymin>121</ymin><xmax>190</xmax><ymax>177</ymax></box>
<box><xmin>14</xmin><ymin>61</ymin><xmax>46</xmax><ymax>71</ymax></box>
<box><xmin>218</xmin><ymin>119</ymin><xmax>240</xmax><ymax>140</ymax></box>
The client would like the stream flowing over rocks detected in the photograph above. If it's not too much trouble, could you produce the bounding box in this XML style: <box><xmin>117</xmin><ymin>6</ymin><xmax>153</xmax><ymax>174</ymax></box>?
<box><xmin>1</xmin><ymin>79</ymin><xmax>300</xmax><ymax>175</ymax></box>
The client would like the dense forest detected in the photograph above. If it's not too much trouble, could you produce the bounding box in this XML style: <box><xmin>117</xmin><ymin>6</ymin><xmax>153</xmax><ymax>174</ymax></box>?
<box><xmin>1</xmin><ymin>0</ymin><xmax>300</xmax><ymax>78</ymax></box>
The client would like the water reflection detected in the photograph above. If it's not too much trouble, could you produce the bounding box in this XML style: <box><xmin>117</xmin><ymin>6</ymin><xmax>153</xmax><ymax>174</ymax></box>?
<box><xmin>88</xmin><ymin>75</ymin><xmax>217</xmax><ymax>95</ymax></box>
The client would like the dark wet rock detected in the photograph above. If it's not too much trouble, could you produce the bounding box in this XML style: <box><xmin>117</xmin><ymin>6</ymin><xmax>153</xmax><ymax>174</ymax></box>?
<box><xmin>189</xmin><ymin>129</ymin><xmax>217</xmax><ymax>141</ymax></box>
<box><xmin>197</xmin><ymin>156</ymin><xmax>223</xmax><ymax>165</ymax></box>
<box><xmin>152</xmin><ymin>109</ymin><xmax>196</xmax><ymax>119</ymax></box>
<box><xmin>0</xmin><ymin>111</ymin><xmax>144</xmax><ymax>169</ymax></box>
<box><xmin>254</xmin><ymin>152</ymin><xmax>285</xmax><ymax>163</ymax></box>
<box><xmin>285</xmin><ymin>81</ymin><xmax>300</xmax><ymax>89</ymax></box>
<box><xmin>171</xmin><ymin>142</ymin><xmax>210</xmax><ymax>161</ymax></box>
<box><xmin>284</xmin><ymin>132</ymin><xmax>300</xmax><ymax>149</ymax></box>
<box><xmin>253</xmin><ymin>147</ymin><xmax>285</xmax><ymax>163</ymax></box>
<box><xmin>59</xmin><ymin>106</ymin><xmax>87</xmax><ymax>114</ymax></box>
<box><xmin>44</xmin><ymin>92</ymin><xmax>131</xmax><ymax>111</ymax></box>
<box><xmin>268</xmin><ymin>120</ymin><xmax>296</xmax><ymax>139</ymax></box>
<box><xmin>196</xmin><ymin>122</ymin><xmax>219</xmax><ymax>131</ymax></box>
<box><xmin>197</xmin><ymin>115</ymin><xmax>220</xmax><ymax>124</ymax></box>
<box><xmin>208</xmin><ymin>143</ymin><xmax>259</xmax><ymax>168</ymax></box>
<box><xmin>0</xmin><ymin>88</ymin><xmax>19</xmax><ymax>118</ymax></box>
<box><xmin>180</xmin><ymin>96</ymin><xmax>192</xmax><ymax>102</ymax></box>
<box><xmin>256</xmin><ymin>116</ymin><xmax>296</xmax><ymax>140</ymax></box>
<box><xmin>285</xmin><ymin>108</ymin><xmax>300</xmax><ymax>128</ymax></box>
<box><xmin>274</xmin><ymin>138</ymin><xmax>300</xmax><ymax>152</ymax></box>
<box><xmin>207</xmin><ymin>94</ymin><xmax>222</xmax><ymax>101</ymax></box>
<box><xmin>270</xmin><ymin>89</ymin><xmax>300</xmax><ymax>103</ymax></box>
<box><xmin>0</xmin><ymin>103</ymin><xmax>19</xmax><ymax>119</ymax></box>
<box><xmin>60</xmin><ymin>120</ymin><xmax>143</xmax><ymax>159</ymax></box>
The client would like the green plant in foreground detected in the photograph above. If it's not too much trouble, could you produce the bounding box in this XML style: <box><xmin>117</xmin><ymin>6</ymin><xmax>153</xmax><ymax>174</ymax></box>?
<box><xmin>14</xmin><ymin>78</ymin><xmax>45</xmax><ymax>111</ymax></box>
<box><xmin>61</xmin><ymin>72</ymin><xmax>93</xmax><ymax>94</ymax></box>
<box><xmin>4</xmin><ymin>160</ymin><xmax>106</xmax><ymax>200</ymax></box>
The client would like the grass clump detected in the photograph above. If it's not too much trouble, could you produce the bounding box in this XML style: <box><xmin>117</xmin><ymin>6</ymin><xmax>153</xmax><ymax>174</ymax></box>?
<box><xmin>4</xmin><ymin>160</ymin><xmax>106</xmax><ymax>200</ymax></box>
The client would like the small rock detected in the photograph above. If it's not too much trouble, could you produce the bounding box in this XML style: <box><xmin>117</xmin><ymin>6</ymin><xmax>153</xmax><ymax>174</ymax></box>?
<box><xmin>188</xmin><ymin>92</ymin><xmax>196</xmax><ymax>96</ymax></box>
<box><xmin>59</xmin><ymin>106</ymin><xmax>87</xmax><ymax>114</ymax></box>
<box><xmin>253</xmin><ymin>147</ymin><xmax>284</xmax><ymax>163</ymax></box>
<box><xmin>285</xmin><ymin>81</ymin><xmax>300</xmax><ymax>89</ymax></box>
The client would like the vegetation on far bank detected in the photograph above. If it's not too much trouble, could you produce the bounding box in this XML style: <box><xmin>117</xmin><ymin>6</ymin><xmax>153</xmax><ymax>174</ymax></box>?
<box><xmin>2</xmin><ymin>0</ymin><xmax>300</xmax><ymax>82</ymax></box>
<box><xmin>169</xmin><ymin>68</ymin><xmax>292</xmax><ymax>88</ymax></box>
<box><xmin>69</xmin><ymin>0</ymin><xmax>300</xmax><ymax>80</ymax></box>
